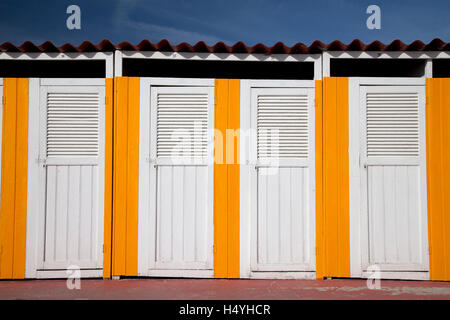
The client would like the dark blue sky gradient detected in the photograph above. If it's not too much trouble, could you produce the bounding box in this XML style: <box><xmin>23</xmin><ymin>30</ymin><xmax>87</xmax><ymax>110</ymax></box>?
<box><xmin>0</xmin><ymin>0</ymin><xmax>448</xmax><ymax>46</ymax></box>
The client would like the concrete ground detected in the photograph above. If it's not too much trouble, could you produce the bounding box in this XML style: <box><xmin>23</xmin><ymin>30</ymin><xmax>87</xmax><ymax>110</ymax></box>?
<box><xmin>0</xmin><ymin>278</ymin><xmax>449</xmax><ymax>300</ymax></box>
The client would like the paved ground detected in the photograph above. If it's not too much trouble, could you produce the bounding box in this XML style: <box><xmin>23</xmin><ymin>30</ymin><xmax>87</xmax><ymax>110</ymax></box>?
<box><xmin>0</xmin><ymin>278</ymin><xmax>449</xmax><ymax>300</ymax></box>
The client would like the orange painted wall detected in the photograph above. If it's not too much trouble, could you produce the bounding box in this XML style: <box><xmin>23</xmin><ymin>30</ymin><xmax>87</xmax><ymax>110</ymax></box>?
<box><xmin>425</xmin><ymin>78</ymin><xmax>450</xmax><ymax>281</ymax></box>
<box><xmin>315</xmin><ymin>80</ymin><xmax>325</xmax><ymax>279</ymax></box>
<box><xmin>318</xmin><ymin>77</ymin><xmax>350</xmax><ymax>278</ymax></box>
<box><xmin>214</xmin><ymin>79</ymin><xmax>240</xmax><ymax>278</ymax></box>
<box><xmin>0</xmin><ymin>78</ymin><xmax>29</xmax><ymax>279</ymax></box>
<box><xmin>112</xmin><ymin>77</ymin><xmax>139</xmax><ymax>276</ymax></box>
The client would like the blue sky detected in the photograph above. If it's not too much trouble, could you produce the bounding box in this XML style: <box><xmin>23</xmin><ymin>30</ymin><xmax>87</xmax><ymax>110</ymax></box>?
<box><xmin>0</xmin><ymin>0</ymin><xmax>449</xmax><ymax>46</ymax></box>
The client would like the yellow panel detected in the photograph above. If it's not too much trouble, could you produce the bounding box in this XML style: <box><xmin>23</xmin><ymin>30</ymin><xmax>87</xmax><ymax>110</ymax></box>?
<box><xmin>0</xmin><ymin>79</ymin><xmax>17</xmax><ymax>279</ymax></box>
<box><xmin>322</xmin><ymin>77</ymin><xmax>350</xmax><ymax>278</ymax></box>
<box><xmin>112</xmin><ymin>77</ymin><xmax>139</xmax><ymax>277</ymax></box>
<box><xmin>227</xmin><ymin>79</ymin><xmax>240</xmax><ymax>278</ymax></box>
<box><xmin>12</xmin><ymin>79</ymin><xmax>28</xmax><ymax>279</ymax></box>
<box><xmin>0</xmin><ymin>78</ymin><xmax>28</xmax><ymax>279</ymax></box>
<box><xmin>125</xmin><ymin>77</ymin><xmax>139</xmax><ymax>276</ymax></box>
<box><xmin>214</xmin><ymin>79</ymin><xmax>240</xmax><ymax>278</ymax></box>
<box><xmin>426</xmin><ymin>78</ymin><xmax>450</xmax><ymax>281</ymax></box>
<box><xmin>315</xmin><ymin>80</ymin><xmax>324</xmax><ymax>279</ymax></box>
<box><xmin>214</xmin><ymin>79</ymin><xmax>229</xmax><ymax>278</ymax></box>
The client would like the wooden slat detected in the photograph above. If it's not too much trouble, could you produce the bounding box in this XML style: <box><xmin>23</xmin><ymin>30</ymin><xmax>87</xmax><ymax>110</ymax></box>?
<box><xmin>315</xmin><ymin>80</ymin><xmax>324</xmax><ymax>279</ymax></box>
<box><xmin>112</xmin><ymin>77</ymin><xmax>139</xmax><ymax>276</ymax></box>
<box><xmin>126</xmin><ymin>77</ymin><xmax>139</xmax><ymax>276</ymax></box>
<box><xmin>0</xmin><ymin>78</ymin><xmax>28</xmax><ymax>279</ymax></box>
<box><xmin>227</xmin><ymin>79</ymin><xmax>240</xmax><ymax>278</ymax></box>
<box><xmin>426</xmin><ymin>78</ymin><xmax>450</xmax><ymax>281</ymax></box>
<box><xmin>214</xmin><ymin>79</ymin><xmax>228</xmax><ymax>278</ymax></box>
<box><xmin>322</xmin><ymin>77</ymin><xmax>350</xmax><ymax>278</ymax></box>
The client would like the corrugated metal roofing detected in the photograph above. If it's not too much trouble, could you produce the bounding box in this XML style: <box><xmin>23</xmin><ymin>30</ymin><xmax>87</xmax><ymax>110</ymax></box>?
<box><xmin>0</xmin><ymin>39</ymin><xmax>449</xmax><ymax>54</ymax></box>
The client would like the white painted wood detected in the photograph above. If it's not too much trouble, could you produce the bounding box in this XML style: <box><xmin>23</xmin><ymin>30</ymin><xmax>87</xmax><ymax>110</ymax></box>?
<box><xmin>36</xmin><ymin>269</ymin><xmax>102</xmax><ymax>279</ymax></box>
<box><xmin>40</xmin><ymin>78</ymin><xmax>105</xmax><ymax>86</ymax></box>
<box><xmin>114</xmin><ymin>50</ymin><xmax>123</xmax><ymax>77</ymax></box>
<box><xmin>145</xmin><ymin>269</ymin><xmax>214</xmax><ymax>278</ymax></box>
<box><xmin>25</xmin><ymin>78</ymin><xmax>43</xmax><ymax>278</ymax></box>
<box><xmin>360</xmin><ymin>271</ymin><xmax>430</xmax><ymax>281</ymax></box>
<box><xmin>241</xmin><ymin>81</ymin><xmax>316</xmax><ymax>277</ymax></box>
<box><xmin>138</xmin><ymin>78</ymin><xmax>214</xmax><ymax>277</ymax></box>
<box><xmin>324</xmin><ymin>51</ymin><xmax>450</xmax><ymax>60</ymax></box>
<box><xmin>348</xmin><ymin>78</ymin><xmax>362</xmax><ymax>278</ymax></box>
<box><xmin>239</xmin><ymin>80</ymin><xmax>252</xmax><ymax>278</ymax></box>
<box><xmin>122</xmin><ymin>51</ymin><xmax>320</xmax><ymax>63</ymax></box>
<box><xmin>349</xmin><ymin>80</ymin><xmax>429</xmax><ymax>280</ymax></box>
<box><xmin>26</xmin><ymin>79</ymin><xmax>105</xmax><ymax>277</ymax></box>
<box><xmin>247</xmin><ymin>271</ymin><xmax>316</xmax><ymax>280</ymax></box>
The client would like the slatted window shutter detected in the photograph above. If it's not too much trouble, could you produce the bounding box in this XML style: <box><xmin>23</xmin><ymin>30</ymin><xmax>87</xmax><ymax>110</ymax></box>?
<box><xmin>156</xmin><ymin>93</ymin><xmax>208</xmax><ymax>158</ymax></box>
<box><xmin>366</xmin><ymin>92</ymin><xmax>419</xmax><ymax>157</ymax></box>
<box><xmin>46</xmin><ymin>92</ymin><xmax>99</xmax><ymax>157</ymax></box>
<box><xmin>257</xmin><ymin>94</ymin><xmax>309</xmax><ymax>159</ymax></box>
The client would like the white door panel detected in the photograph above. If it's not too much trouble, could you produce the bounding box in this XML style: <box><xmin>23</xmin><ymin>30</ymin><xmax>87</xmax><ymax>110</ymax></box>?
<box><xmin>248</xmin><ymin>84</ymin><xmax>316</xmax><ymax>274</ymax></box>
<box><xmin>38</xmin><ymin>82</ymin><xmax>105</xmax><ymax>271</ymax></box>
<box><xmin>155</xmin><ymin>165</ymin><xmax>211</xmax><ymax>270</ymax></box>
<box><xmin>360</xmin><ymin>85</ymin><xmax>428</xmax><ymax>273</ymax></box>
<box><xmin>255</xmin><ymin>167</ymin><xmax>311</xmax><ymax>271</ymax></box>
<box><xmin>138</xmin><ymin>79</ymin><xmax>214</xmax><ymax>277</ymax></box>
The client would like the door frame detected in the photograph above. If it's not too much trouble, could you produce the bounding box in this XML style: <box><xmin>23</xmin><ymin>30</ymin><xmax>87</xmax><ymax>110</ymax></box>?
<box><xmin>25</xmin><ymin>78</ymin><xmax>106</xmax><ymax>278</ymax></box>
<box><xmin>239</xmin><ymin>80</ymin><xmax>317</xmax><ymax>279</ymax></box>
<box><xmin>137</xmin><ymin>77</ymin><xmax>215</xmax><ymax>278</ymax></box>
<box><xmin>348</xmin><ymin>77</ymin><xmax>430</xmax><ymax>280</ymax></box>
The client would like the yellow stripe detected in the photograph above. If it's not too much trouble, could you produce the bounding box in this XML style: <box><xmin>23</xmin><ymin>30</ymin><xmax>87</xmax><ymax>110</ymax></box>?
<box><xmin>315</xmin><ymin>80</ymin><xmax>325</xmax><ymax>279</ymax></box>
<box><xmin>112</xmin><ymin>77</ymin><xmax>139</xmax><ymax>276</ymax></box>
<box><xmin>214</xmin><ymin>79</ymin><xmax>229</xmax><ymax>278</ymax></box>
<box><xmin>426</xmin><ymin>78</ymin><xmax>450</xmax><ymax>281</ymax></box>
<box><xmin>322</xmin><ymin>77</ymin><xmax>350</xmax><ymax>278</ymax></box>
<box><xmin>0</xmin><ymin>78</ymin><xmax>28</xmax><ymax>279</ymax></box>
<box><xmin>227</xmin><ymin>79</ymin><xmax>240</xmax><ymax>278</ymax></box>
<box><xmin>214</xmin><ymin>79</ymin><xmax>240</xmax><ymax>278</ymax></box>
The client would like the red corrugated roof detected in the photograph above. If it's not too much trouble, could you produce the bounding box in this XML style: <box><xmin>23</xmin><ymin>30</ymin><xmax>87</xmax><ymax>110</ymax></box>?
<box><xmin>0</xmin><ymin>39</ymin><xmax>449</xmax><ymax>53</ymax></box>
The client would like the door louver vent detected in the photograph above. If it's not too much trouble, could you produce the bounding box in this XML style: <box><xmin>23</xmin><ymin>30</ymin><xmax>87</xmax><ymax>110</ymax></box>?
<box><xmin>46</xmin><ymin>92</ymin><xmax>99</xmax><ymax>157</ymax></box>
<box><xmin>257</xmin><ymin>95</ymin><xmax>309</xmax><ymax>159</ymax></box>
<box><xmin>366</xmin><ymin>92</ymin><xmax>419</xmax><ymax>157</ymax></box>
<box><xmin>157</xmin><ymin>93</ymin><xmax>208</xmax><ymax>158</ymax></box>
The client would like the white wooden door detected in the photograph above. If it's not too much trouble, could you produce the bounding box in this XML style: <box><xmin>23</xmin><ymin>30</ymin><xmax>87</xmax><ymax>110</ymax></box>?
<box><xmin>250</xmin><ymin>87</ymin><xmax>315</xmax><ymax>273</ymax></box>
<box><xmin>360</xmin><ymin>85</ymin><xmax>428</xmax><ymax>272</ymax></box>
<box><xmin>37</xmin><ymin>81</ymin><xmax>105</xmax><ymax>271</ymax></box>
<box><xmin>139</xmin><ymin>81</ymin><xmax>214</xmax><ymax>277</ymax></box>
